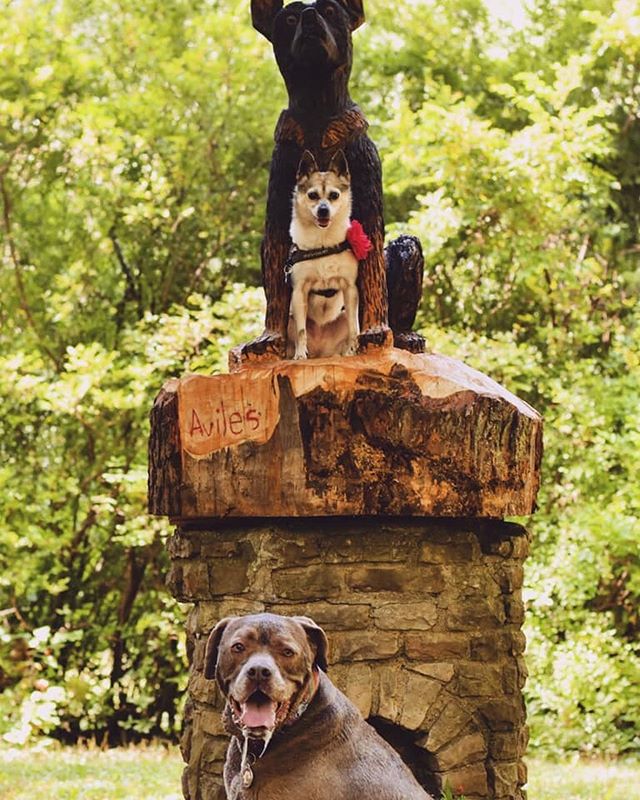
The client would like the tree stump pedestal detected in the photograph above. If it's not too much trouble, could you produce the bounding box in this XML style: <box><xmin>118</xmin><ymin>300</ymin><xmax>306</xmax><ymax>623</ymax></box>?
<box><xmin>149</xmin><ymin>348</ymin><xmax>542</xmax><ymax>800</ymax></box>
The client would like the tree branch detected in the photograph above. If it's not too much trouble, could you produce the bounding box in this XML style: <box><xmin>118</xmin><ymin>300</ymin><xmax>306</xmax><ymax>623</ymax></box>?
<box><xmin>109</xmin><ymin>225</ymin><xmax>142</xmax><ymax>324</ymax></box>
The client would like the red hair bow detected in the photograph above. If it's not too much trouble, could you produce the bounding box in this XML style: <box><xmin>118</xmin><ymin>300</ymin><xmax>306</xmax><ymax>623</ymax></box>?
<box><xmin>347</xmin><ymin>220</ymin><xmax>372</xmax><ymax>261</ymax></box>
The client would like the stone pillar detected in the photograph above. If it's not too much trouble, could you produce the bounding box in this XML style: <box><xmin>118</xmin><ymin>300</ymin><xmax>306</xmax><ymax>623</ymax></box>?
<box><xmin>149</xmin><ymin>349</ymin><xmax>541</xmax><ymax>800</ymax></box>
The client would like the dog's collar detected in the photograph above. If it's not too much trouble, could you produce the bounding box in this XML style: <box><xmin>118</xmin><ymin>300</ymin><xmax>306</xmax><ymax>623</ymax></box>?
<box><xmin>286</xmin><ymin>666</ymin><xmax>321</xmax><ymax>726</ymax></box>
<box><xmin>236</xmin><ymin>730</ymin><xmax>271</xmax><ymax>790</ymax></box>
<box><xmin>284</xmin><ymin>240</ymin><xmax>351</xmax><ymax>286</ymax></box>
<box><xmin>285</xmin><ymin>221</ymin><xmax>371</xmax><ymax>284</ymax></box>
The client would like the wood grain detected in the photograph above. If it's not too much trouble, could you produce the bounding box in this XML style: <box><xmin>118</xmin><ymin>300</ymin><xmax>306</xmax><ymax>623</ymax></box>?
<box><xmin>148</xmin><ymin>349</ymin><xmax>542</xmax><ymax>520</ymax></box>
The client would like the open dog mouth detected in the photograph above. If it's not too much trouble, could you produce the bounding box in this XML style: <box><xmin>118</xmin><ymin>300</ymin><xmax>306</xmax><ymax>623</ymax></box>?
<box><xmin>231</xmin><ymin>690</ymin><xmax>287</xmax><ymax>731</ymax></box>
<box><xmin>316</xmin><ymin>218</ymin><xmax>331</xmax><ymax>228</ymax></box>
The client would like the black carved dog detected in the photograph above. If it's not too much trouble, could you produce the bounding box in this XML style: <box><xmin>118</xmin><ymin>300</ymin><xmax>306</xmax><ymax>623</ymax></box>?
<box><xmin>233</xmin><ymin>0</ymin><xmax>424</xmax><ymax>365</ymax></box>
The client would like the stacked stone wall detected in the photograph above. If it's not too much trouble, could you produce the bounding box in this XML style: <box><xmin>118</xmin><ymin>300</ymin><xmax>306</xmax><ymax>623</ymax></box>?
<box><xmin>167</xmin><ymin>518</ymin><xmax>529</xmax><ymax>800</ymax></box>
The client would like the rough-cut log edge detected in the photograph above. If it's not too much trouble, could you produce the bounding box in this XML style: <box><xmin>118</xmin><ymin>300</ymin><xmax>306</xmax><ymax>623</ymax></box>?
<box><xmin>204</xmin><ymin>350</ymin><xmax>541</xmax><ymax>430</ymax></box>
<box><xmin>148</xmin><ymin>351</ymin><xmax>543</xmax><ymax>521</ymax></box>
<box><xmin>148</xmin><ymin>379</ymin><xmax>181</xmax><ymax>517</ymax></box>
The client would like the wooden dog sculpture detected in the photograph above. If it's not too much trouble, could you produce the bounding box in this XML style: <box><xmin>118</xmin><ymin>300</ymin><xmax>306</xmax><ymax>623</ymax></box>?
<box><xmin>233</xmin><ymin>0</ymin><xmax>424</xmax><ymax>365</ymax></box>
<box><xmin>205</xmin><ymin>613</ymin><xmax>433</xmax><ymax>799</ymax></box>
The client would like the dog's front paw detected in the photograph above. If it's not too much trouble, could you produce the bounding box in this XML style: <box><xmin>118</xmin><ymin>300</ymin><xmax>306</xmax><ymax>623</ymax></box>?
<box><xmin>357</xmin><ymin>327</ymin><xmax>393</xmax><ymax>352</ymax></box>
<box><xmin>342</xmin><ymin>339</ymin><xmax>358</xmax><ymax>356</ymax></box>
<box><xmin>228</xmin><ymin>331</ymin><xmax>286</xmax><ymax>372</ymax></box>
<box><xmin>293</xmin><ymin>348</ymin><xmax>308</xmax><ymax>360</ymax></box>
<box><xmin>393</xmin><ymin>330</ymin><xmax>427</xmax><ymax>354</ymax></box>
<box><xmin>234</xmin><ymin>331</ymin><xmax>285</xmax><ymax>358</ymax></box>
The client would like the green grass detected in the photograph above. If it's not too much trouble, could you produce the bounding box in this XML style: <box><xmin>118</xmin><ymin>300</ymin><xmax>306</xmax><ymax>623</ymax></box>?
<box><xmin>526</xmin><ymin>756</ymin><xmax>640</xmax><ymax>800</ymax></box>
<box><xmin>1</xmin><ymin>747</ymin><xmax>639</xmax><ymax>799</ymax></box>
<box><xmin>0</xmin><ymin>745</ymin><xmax>183</xmax><ymax>800</ymax></box>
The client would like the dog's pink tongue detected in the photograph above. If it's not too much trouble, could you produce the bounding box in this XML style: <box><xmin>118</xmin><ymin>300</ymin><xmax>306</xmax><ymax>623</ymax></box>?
<box><xmin>241</xmin><ymin>698</ymin><xmax>277</xmax><ymax>729</ymax></box>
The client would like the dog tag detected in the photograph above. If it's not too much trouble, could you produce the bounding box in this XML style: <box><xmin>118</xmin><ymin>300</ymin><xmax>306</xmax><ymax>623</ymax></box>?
<box><xmin>242</xmin><ymin>765</ymin><xmax>254</xmax><ymax>789</ymax></box>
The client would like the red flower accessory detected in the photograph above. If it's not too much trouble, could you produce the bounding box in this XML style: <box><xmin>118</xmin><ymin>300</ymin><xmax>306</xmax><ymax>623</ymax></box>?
<box><xmin>346</xmin><ymin>220</ymin><xmax>372</xmax><ymax>261</ymax></box>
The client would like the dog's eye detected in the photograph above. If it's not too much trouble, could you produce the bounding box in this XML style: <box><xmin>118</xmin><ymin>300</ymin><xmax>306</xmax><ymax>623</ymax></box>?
<box><xmin>231</xmin><ymin>642</ymin><xmax>245</xmax><ymax>653</ymax></box>
<box><xmin>282</xmin><ymin>647</ymin><xmax>295</xmax><ymax>657</ymax></box>
<box><xmin>286</xmin><ymin>13</ymin><xmax>297</xmax><ymax>26</ymax></box>
<box><xmin>323</xmin><ymin>5</ymin><xmax>336</xmax><ymax>17</ymax></box>
<box><xmin>328</xmin><ymin>191</ymin><xmax>340</xmax><ymax>201</ymax></box>
<box><xmin>307</xmin><ymin>191</ymin><xmax>320</xmax><ymax>201</ymax></box>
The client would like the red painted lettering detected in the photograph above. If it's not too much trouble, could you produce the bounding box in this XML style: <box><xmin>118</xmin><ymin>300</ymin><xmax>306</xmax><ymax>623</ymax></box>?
<box><xmin>190</xmin><ymin>409</ymin><xmax>204</xmax><ymax>436</ymax></box>
<box><xmin>245</xmin><ymin>407</ymin><xmax>261</xmax><ymax>431</ymax></box>
<box><xmin>228</xmin><ymin>411</ymin><xmax>243</xmax><ymax>435</ymax></box>
<box><xmin>190</xmin><ymin>409</ymin><xmax>214</xmax><ymax>438</ymax></box>
<box><xmin>189</xmin><ymin>400</ymin><xmax>265</xmax><ymax>443</ymax></box>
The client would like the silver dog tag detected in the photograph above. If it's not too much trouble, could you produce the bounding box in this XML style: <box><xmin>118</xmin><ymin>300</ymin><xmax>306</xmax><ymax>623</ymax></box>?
<box><xmin>242</xmin><ymin>766</ymin><xmax>254</xmax><ymax>788</ymax></box>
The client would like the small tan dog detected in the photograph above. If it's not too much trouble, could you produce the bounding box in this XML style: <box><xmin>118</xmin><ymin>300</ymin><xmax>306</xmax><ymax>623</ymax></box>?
<box><xmin>286</xmin><ymin>150</ymin><xmax>362</xmax><ymax>360</ymax></box>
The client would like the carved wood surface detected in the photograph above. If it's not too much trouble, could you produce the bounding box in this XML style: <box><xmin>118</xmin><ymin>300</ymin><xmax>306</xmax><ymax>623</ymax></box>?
<box><xmin>148</xmin><ymin>349</ymin><xmax>542</xmax><ymax>520</ymax></box>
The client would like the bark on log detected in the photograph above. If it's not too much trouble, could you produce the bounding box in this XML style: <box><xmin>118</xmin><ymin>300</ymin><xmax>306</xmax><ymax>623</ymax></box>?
<box><xmin>148</xmin><ymin>349</ymin><xmax>542</xmax><ymax>521</ymax></box>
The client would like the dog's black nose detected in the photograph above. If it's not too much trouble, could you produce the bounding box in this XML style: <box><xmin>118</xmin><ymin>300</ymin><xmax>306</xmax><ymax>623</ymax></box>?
<box><xmin>247</xmin><ymin>664</ymin><xmax>272</xmax><ymax>680</ymax></box>
<box><xmin>317</xmin><ymin>203</ymin><xmax>330</xmax><ymax>219</ymax></box>
<box><xmin>301</xmin><ymin>6</ymin><xmax>319</xmax><ymax>29</ymax></box>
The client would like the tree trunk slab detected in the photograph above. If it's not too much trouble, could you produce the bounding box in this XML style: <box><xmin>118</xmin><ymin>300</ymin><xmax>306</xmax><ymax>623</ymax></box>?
<box><xmin>148</xmin><ymin>349</ymin><xmax>542</xmax><ymax>520</ymax></box>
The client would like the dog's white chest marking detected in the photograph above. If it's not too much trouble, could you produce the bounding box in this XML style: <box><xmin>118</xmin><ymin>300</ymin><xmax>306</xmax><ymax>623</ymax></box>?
<box><xmin>292</xmin><ymin>251</ymin><xmax>358</xmax><ymax>291</ymax></box>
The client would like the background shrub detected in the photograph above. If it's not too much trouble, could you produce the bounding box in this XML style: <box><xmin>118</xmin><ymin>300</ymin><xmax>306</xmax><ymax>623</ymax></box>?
<box><xmin>1</xmin><ymin>0</ymin><xmax>638</xmax><ymax>751</ymax></box>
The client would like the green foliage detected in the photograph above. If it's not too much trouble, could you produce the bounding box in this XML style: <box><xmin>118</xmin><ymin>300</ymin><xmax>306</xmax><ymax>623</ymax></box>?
<box><xmin>0</xmin><ymin>0</ymin><xmax>269</xmax><ymax>743</ymax></box>
<box><xmin>0</xmin><ymin>0</ymin><xmax>638</xmax><ymax>753</ymax></box>
<box><xmin>379</xmin><ymin>0</ymin><xmax>640</xmax><ymax>756</ymax></box>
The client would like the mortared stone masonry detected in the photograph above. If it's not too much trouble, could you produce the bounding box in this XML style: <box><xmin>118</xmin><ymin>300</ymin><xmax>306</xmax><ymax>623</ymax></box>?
<box><xmin>148</xmin><ymin>349</ymin><xmax>542</xmax><ymax>800</ymax></box>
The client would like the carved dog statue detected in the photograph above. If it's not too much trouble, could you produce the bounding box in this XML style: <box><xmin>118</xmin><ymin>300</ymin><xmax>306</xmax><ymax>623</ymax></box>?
<box><xmin>205</xmin><ymin>613</ymin><xmax>433</xmax><ymax>800</ymax></box>
<box><xmin>233</xmin><ymin>0</ymin><xmax>424</xmax><ymax>366</ymax></box>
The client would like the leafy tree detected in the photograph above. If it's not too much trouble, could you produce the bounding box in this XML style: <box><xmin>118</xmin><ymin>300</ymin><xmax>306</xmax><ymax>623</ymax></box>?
<box><xmin>0</xmin><ymin>0</ymin><xmax>268</xmax><ymax>743</ymax></box>
<box><xmin>0</xmin><ymin>0</ymin><xmax>638</xmax><ymax>754</ymax></box>
<box><xmin>375</xmin><ymin>0</ymin><xmax>640</xmax><ymax>754</ymax></box>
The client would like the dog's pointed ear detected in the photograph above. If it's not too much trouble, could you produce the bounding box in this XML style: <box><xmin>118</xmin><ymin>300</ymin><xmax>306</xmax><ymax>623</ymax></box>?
<box><xmin>337</xmin><ymin>0</ymin><xmax>365</xmax><ymax>30</ymax></box>
<box><xmin>204</xmin><ymin>616</ymin><xmax>236</xmax><ymax>682</ymax></box>
<box><xmin>292</xmin><ymin>616</ymin><xmax>329</xmax><ymax>671</ymax></box>
<box><xmin>297</xmin><ymin>150</ymin><xmax>319</xmax><ymax>180</ymax></box>
<box><xmin>251</xmin><ymin>0</ymin><xmax>284</xmax><ymax>41</ymax></box>
<box><xmin>328</xmin><ymin>150</ymin><xmax>350</xmax><ymax>179</ymax></box>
